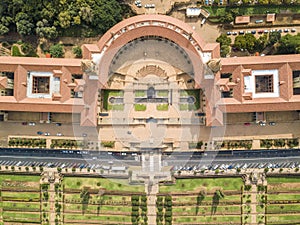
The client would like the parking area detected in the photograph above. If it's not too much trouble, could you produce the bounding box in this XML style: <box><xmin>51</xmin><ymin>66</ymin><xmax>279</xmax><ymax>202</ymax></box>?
<box><xmin>226</xmin><ymin>26</ymin><xmax>298</xmax><ymax>41</ymax></box>
<box><xmin>171</xmin><ymin>160</ymin><xmax>300</xmax><ymax>173</ymax></box>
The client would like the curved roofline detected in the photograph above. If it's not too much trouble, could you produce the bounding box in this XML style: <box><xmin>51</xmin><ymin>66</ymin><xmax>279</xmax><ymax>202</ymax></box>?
<box><xmin>97</xmin><ymin>14</ymin><xmax>211</xmax><ymax>55</ymax></box>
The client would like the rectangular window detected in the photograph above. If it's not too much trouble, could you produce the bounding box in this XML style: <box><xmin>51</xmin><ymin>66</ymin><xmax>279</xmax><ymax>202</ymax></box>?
<box><xmin>32</xmin><ymin>76</ymin><xmax>50</xmax><ymax>94</ymax></box>
<box><xmin>221</xmin><ymin>89</ymin><xmax>233</xmax><ymax>98</ymax></box>
<box><xmin>255</xmin><ymin>75</ymin><xmax>273</xmax><ymax>93</ymax></box>
<box><xmin>293</xmin><ymin>71</ymin><xmax>300</xmax><ymax>95</ymax></box>
<box><xmin>221</xmin><ymin>73</ymin><xmax>232</xmax><ymax>81</ymax></box>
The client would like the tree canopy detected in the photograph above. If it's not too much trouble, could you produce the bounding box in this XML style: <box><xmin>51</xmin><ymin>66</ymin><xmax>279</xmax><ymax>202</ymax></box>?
<box><xmin>0</xmin><ymin>0</ymin><xmax>132</xmax><ymax>38</ymax></box>
<box><xmin>277</xmin><ymin>34</ymin><xmax>300</xmax><ymax>54</ymax></box>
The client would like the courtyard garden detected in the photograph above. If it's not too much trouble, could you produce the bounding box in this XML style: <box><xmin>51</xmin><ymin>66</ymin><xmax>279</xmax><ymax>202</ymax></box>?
<box><xmin>62</xmin><ymin>177</ymin><xmax>146</xmax><ymax>225</ymax></box>
<box><xmin>159</xmin><ymin>177</ymin><xmax>244</xmax><ymax>225</ymax></box>
<box><xmin>102</xmin><ymin>90</ymin><xmax>124</xmax><ymax>111</ymax></box>
<box><xmin>0</xmin><ymin>175</ymin><xmax>43</xmax><ymax>224</ymax></box>
<box><xmin>179</xmin><ymin>89</ymin><xmax>200</xmax><ymax>111</ymax></box>
<box><xmin>266</xmin><ymin>176</ymin><xmax>300</xmax><ymax>225</ymax></box>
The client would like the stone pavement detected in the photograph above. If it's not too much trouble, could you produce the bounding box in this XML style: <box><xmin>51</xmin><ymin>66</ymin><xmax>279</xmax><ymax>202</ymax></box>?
<box><xmin>146</xmin><ymin>180</ymin><xmax>159</xmax><ymax>225</ymax></box>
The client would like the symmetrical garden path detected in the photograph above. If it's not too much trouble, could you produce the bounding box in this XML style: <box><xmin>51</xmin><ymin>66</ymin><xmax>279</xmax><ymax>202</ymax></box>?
<box><xmin>146</xmin><ymin>180</ymin><xmax>159</xmax><ymax>225</ymax></box>
<box><xmin>250</xmin><ymin>184</ymin><xmax>257</xmax><ymax>224</ymax></box>
<box><xmin>49</xmin><ymin>182</ymin><xmax>56</xmax><ymax>225</ymax></box>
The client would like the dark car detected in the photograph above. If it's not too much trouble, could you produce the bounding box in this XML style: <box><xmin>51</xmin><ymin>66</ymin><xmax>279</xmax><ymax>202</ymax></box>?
<box><xmin>55</xmin><ymin>123</ymin><xmax>62</xmax><ymax>126</ymax></box>
<box><xmin>22</xmin><ymin>122</ymin><xmax>27</xmax><ymax>125</ymax></box>
<box><xmin>37</xmin><ymin>131</ymin><xmax>43</xmax><ymax>135</ymax></box>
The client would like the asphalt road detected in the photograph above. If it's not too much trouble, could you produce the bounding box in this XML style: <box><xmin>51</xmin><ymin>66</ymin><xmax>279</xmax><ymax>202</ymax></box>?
<box><xmin>0</xmin><ymin>147</ymin><xmax>300</xmax><ymax>169</ymax></box>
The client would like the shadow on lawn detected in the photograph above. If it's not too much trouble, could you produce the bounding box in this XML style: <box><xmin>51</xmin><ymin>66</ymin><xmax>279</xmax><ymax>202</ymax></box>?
<box><xmin>211</xmin><ymin>190</ymin><xmax>224</xmax><ymax>215</ymax></box>
<box><xmin>196</xmin><ymin>190</ymin><xmax>206</xmax><ymax>215</ymax></box>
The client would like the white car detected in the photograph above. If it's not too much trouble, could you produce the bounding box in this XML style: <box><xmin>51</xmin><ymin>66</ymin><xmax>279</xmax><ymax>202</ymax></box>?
<box><xmin>28</xmin><ymin>122</ymin><xmax>36</xmax><ymax>126</ymax></box>
<box><xmin>44</xmin><ymin>132</ymin><xmax>50</xmax><ymax>136</ymax></box>
<box><xmin>56</xmin><ymin>132</ymin><xmax>63</xmax><ymax>136</ymax></box>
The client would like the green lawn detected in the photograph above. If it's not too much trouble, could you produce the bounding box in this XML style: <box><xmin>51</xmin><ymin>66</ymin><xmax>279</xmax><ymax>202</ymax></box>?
<box><xmin>267</xmin><ymin>204</ymin><xmax>300</xmax><ymax>213</ymax></box>
<box><xmin>156</xmin><ymin>104</ymin><xmax>169</xmax><ymax>111</ymax></box>
<box><xmin>173</xmin><ymin>205</ymin><xmax>241</xmax><ymax>215</ymax></box>
<box><xmin>134</xmin><ymin>104</ymin><xmax>146</xmax><ymax>111</ymax></box>
<box><xmin>63</xmin><ymin>177</ymin><xmax>144</xmax><ymax>192</ymax></box>
<box><xmin>135</xmin><ymin>90</ymin><xmax>146</xmax><ymax>97</ymax></box>
<box><xmin>267</xmin><ymin>215</ymin><xmax>300</xmax><ymax>223</ymax></box>
<box><xmin>157</xmin><ymin>90</ymin><xmax>169</xmax><ymax>97</ymax></box>
<box><xmin>179</xmin><ymin>104</ymin><xmax>189</xmax><ymax>111</ymax></box>
<box><xmin>268</xmin><ymin>194</ymin><xmax>300</xmax><ymax>201</ymax></box>
<box><xmin>102</xmin><ymin>89</ymin><xmax>124</xmax><ymax>111</ymax></box>
<box><xmin>64</xmin><ymin>214</ymin><xmax>131</xmax><ymax>222</ymax></box>
<box><xmin>179</xmin><ymin>89</ymin><xmax>200</xmax><ymax>110</ymax></box>
<box><xmin>173</xmin><ymin>215</ymin><xmax>241</xmax><ymax>223</ymax></box>
<box><xmin>267</xmin><ymin>177</ymin><xmax>300</xmax><ymax>184</ymax></box>
<box><xmin>0</xmin><ymin>175</ymin><xmax>40</xmax><ymax>183</ymax></box>
<box><xmin>107</xmin><ymin>104</ymin><xmax>124</xmax><ymax>111</ymax></box>
<box><xmin>160</xmin><ymin>178</ymin><xmax>243</xmax><ymax>193</ymax></box>
<box><xmin>173</xmin><ymin>194</ymin><xmax>241</xmax><ymax>203</ymax></box>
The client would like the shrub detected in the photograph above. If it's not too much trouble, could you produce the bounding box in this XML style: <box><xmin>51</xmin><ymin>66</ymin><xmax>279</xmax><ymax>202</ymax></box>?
<box><xmin>49</xmin><ymin>44</ymin><xmax>64</xmax><ymax>58</ymax></box>
<box><xmin>72</xmin><ymin>46</ymin><xmax>82</xmax><ymax>58</ymax></box>
<box><xmin>101</xmin><ymin>141</ymin><xmax>115</xmax><ymax>148</ymax></box>
<box><xmin>11</xmin><ymin>45</ymin><xmax>23</xmax><ymax>56</ymax></box>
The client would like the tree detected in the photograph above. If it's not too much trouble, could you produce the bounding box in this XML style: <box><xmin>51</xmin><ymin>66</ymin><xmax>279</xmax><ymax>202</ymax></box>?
<box><xmin>269</xmin><ymin>0</ymin><xmax>282</xmax><ymax>4</ymax></box>
<box><xmin>216</xmin><ymin>34</ymin><xmax>231</xmax><ymax>47</ymax></box>
<box><xmin>254</xmin><ymin>34</ymin><xmax>268</xmax><ymax>53</ymax></box>
<box><xmin>58</xmin><ymin>11</ymin><xmax>71</xmax><ymax>28</ymax></box>
<box><xmin>269</xmin><ymin>31</ymin><xmax>281</xmax><ymax>45</ymax></box>
<box><xmin>90</xmin><ymin>0</ymin><xmax>122</xmax><ymax>34</ymax></box>
<box><xmin>79</xmin><ymin>6</ymin><xmax>93</xmax><ymax>23</ymax></box>
<box><xmin>244</xmin><ymin>33</ymin><xmax>257</xmax><ymax>52</ymax></box>
<box><xmin>219</xmin><ymin>12</ymin><xmax>234</xmax><ymax>23</ymax></box>
<box><xmin>49</xmin><ymin>44</ymin><xmax>64</xmax><ymax>58</ymax></box>
<box><xmin>234</xmin><ymin>35</ymin><xmax>247</xmax><ymax>50</ymax></box>
<box><xmin>277</xmin><ymin>34</ymin><xmax>300</xmax><ymax>54</ymax></box>
<box><xmin>258</xmin><ymin>0</ymin><xmax>269</xmax><ymax>3</ymax></box>
<box><xmin>36</xmin><ymin>19</ymin><xmax>58</xmax><ymax>39</ymax></box>
<box><xmin>15</xmin><ymin>12</ymin><xmax>34</xmax><ymax>36</ymax></box>
<box><xmin>0</xmin><ymin>24</ymin><xmax>9</xmax><ymax>35</ymax></box>
<box><xmin>72</xmin><ymin>46</ymin><xmax>82</xmax><ymax>58</ymax></box>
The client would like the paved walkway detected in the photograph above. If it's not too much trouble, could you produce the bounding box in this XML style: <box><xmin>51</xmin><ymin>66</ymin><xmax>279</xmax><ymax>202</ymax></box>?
<box><xmin>250</xmin><ymin>184</ymin><xmax>258</xmax><ymax>225</ymax></box>
<box><xmin>146</xmin><ymin>181</ymin><xmax>159</xmax><ymax>225</ymax></box>
<box><xmin>49</xmin><ymin>182</ymin><xmax>56</xmax><ymax>225</ymax></box>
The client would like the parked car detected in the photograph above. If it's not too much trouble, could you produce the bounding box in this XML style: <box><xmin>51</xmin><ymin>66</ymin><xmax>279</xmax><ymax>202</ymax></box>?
<box><xmin>22</xmin><ymin>122</ymin><xmax>27</xmax><ymax>125</ymax></box>
<box><xmin>44</xmin><ymin>132</ymin><xmax>50</xmax><ymax>136</ymax></box>
<box><xmin>259</xmin><ymin>121</ymin><xmax>266</xmax><ymax>126</ymax></box>
<box><xmin>37</xmin><ymin>131</ymin><xmax>43</xmax><ymax>135</ymax></box>
<box><xmin>28</xmin><ymin>122</ymin><xmax>36</xmax><ymax>126</ymax></box>
<box><xmin>55</xmin><ymin>123</ymin><xmax>62</xmax><ymax>126</ymax></box>
<box><xmin>251</xmin><ymin>30</ymin><xmax>256</xmax><ymax>34</ymax></box>
<box><xmin>291</xmin><ymin>28</ymin><xmax>296</xmax><ymax>32</ymax></box>
<box><xmin>56</xmin><ymin>132</ymin><xmax>63</xmax><ymax>136</ymax></box>
<box><xmin>269</xmin><ymin>121</ymin><xmax>276</xmax><ymax>126</ymax></box>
